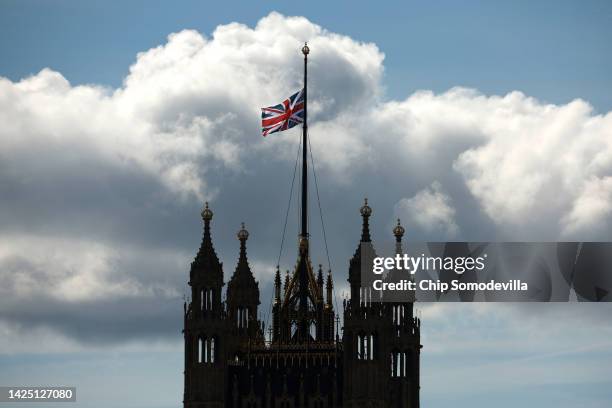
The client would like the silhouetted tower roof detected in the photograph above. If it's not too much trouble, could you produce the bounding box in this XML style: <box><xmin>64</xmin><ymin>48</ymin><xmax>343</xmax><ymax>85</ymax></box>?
<box><xmin>227</xmin><ymin>223</ymin><xmax>260</xmax><ymax>308</ymax></box>
<box><xmin>348</xmin><ymin>198</ymin><xmax>376</xmax><ymax>307</ymax></box>
<box><xmin>190</xmin><ymin>202</ymin><xmax>223</xmax><ymax>289</ymax></box>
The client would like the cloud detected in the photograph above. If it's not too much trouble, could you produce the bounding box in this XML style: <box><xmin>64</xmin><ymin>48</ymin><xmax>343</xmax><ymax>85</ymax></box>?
<box><xmin>0</xmin><ymin>12</ymin><xmax>611</xmax><ymax>349</ymax></box>
<box><xmin>339</xmin><ymin>88</ymin><xmax>612</xmax><ymax>239</ymax></box>
<box><xmin>561</xmin><ymin>176</ymin><xmax>612</xmax><ymax>236</ymax></box>
<box><xmin>451</xmin><ymin>95</ymin><xmax>612</xmax><ymax>238</ymax></box>
<box><xmin>394</xmin><ymin>181</ymin><xmax>459</xmax><ymax>238</ymax></box>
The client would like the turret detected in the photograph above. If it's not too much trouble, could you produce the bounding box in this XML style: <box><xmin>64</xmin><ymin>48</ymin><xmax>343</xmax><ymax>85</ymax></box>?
<box><xmin>184</xmin><ymin>202</ymin><xmax>226</xmax><ymax>407</ymax></box>
<box><xmin>226</xmin><ymin>223</ymin><xmax>261</xmax><ymax>337</ymax></box>
<box><xmin>190</xmin><ymin>202</ymin><xmax>223</xmax><ymax>317</ymax></box>
<box><xmin>348</xmin><ymin>198</ymin><xmax>375</xmax><ymax>308</ymax></box>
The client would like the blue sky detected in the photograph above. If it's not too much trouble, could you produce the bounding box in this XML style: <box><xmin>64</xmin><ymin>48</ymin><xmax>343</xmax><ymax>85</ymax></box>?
<box><xmin>1</xmin><ymin>2</ymin><xmax>612</xmax><ymax>408</ymax></box>
<box><xmin>1</xmin><ymin>0</ymin><xmax>611</xmax><ymax>111</ymax></box>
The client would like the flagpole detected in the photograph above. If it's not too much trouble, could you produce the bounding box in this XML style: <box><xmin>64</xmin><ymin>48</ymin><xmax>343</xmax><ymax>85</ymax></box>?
<box><xmin>296</xmin><ymin>43</ymin><xmax>311</xmax><ymax>342</ymax></box>
<box><xmin>301</xmin><ymin>43</ymin><xmax>309</xmax><ymax>246</ymax></box>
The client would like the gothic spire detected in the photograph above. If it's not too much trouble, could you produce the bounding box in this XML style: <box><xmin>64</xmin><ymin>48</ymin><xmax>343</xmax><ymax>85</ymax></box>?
<box><xmin>192</xmin><ymin>201</ymin><xmax>222</xmax><ymax>276</ymax></box>
<box><xmin>233</xmin><ymin>223</ymin><xmax>255</xmax><ymax>282</ymax></box>
<box><xmin>349</xmin><ymin>198</ymin><xmax>376</xmax><ymax>306</ymax></box>
<box><xmin>226</xmin><ymin>222</ymin><xmax>260</xmax><ymax>326</ymax></box>
<box><xmin>326</xmin><ymin>269</ymin><xmax>333</xmax><ymax>307</ymax></box>
<box><xmin>360</xmin><ymin>198</ymin><xmax>372</xmax><ymax>242</ymax></box>
<box><xmin>274</xmin><ymin>266</ymin><xmax>281</xmax><ymax>304</ymax></box>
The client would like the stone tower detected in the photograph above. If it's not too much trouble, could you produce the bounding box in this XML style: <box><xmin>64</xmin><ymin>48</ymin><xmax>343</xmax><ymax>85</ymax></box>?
<box><xmin>343</xmin><ymin>199</ymin><xmax>421</xmax><ymax>408</ymax></box>
<box><xmin>183</xmin><ymin>202</ymin><xmax>226</xmax><ymax>408</ymax></box>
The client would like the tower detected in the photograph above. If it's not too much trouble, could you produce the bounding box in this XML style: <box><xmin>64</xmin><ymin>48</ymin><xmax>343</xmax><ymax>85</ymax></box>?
<box><xmin>182</xmin><ymin>44</ymin><xmax>421</xmax><ymax>408</ymax></box>
<box><xmin>184</xmin><ymin>202</ymin><xmax>227</xmax><ymax>408</ymax></box>
<box><xmin>386</xmin><ymin>218</ymin><xmax>420</xmax><ymax>408</ymax></box>
<box><xmin>226</xmin><ymin>223</ymin><xmax>262</xmax><ymax>340</ymax></box>
<box><xmin>343</xmin><ymin>200</ymin><xmax>421</xmax><ymax>407</ymax></box>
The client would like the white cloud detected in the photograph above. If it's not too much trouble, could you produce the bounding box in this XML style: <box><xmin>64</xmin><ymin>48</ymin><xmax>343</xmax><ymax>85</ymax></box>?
<box><xmin>2</xmin><ymin>13</ymin><xmax>611</xmax><ymax>238</ymax></box>
<box><xmin>343</xmin><ymin>88</ymin><xmax>612</xmax><ymax>238</ymax></box>
<box><xmin>0</xmin><ymin>13</ymin><xmax>384</xmax><ymax>201</ymax></box>
<box><xmin>395</xmin><ymin>181</ymin><xmax>459</xmax><ymax>237</ymax></box>
<box><xmin>450</xmin><ymin>95</ymin><xmax>612</xmax><ymax>237</ymax></box>
<box><xmin>561</xmin><ymin>176</ymin><xmax>612</xmax><ymax>236</ymax></box>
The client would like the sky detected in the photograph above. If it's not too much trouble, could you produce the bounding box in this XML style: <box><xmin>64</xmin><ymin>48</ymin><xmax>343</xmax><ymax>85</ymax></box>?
<box><xmin>1</xmin><ymin>1</ymin><xmax>612</xmax><ymax>407</ymax></box>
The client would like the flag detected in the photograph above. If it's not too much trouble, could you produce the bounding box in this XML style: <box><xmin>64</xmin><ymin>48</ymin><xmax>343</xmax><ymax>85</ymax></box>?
<box><xmin>261</xmin><ymin>89</ymin><xmax>304</xmax><ymax>137</ymax></box>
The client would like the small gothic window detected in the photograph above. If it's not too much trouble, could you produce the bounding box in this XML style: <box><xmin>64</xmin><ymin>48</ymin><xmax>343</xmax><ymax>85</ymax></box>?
<box><xmin>197</xmin><ymin>336</ymin><xmax>216</xmax><ymax>364</ymax></box>
<box><xmin>200</xmin><ymin>289</ymin><xmax>204</xmax><ymax>311</ymax></box>
<box><xmin>237</xmin><ymin>307</ymin><xmax>249</xmax><ymax>328</ymax></box>
<box><xmin>391</xmin><ymin>350</ymin><xmax>408</xmax><ymax>377</ymax></box>
<box><xmin>392</xmin><ymin>305</ymin><xmax>405</xmax><ymax>326</ymax></box>
<box><xmin>210</xmin><ymin>337</ymin><xmax>216</xmax><ymax>363</ymax></box>
<box><xmin>205</xmin><ymin>338</ymin><xmax>210</xmax><ymax>362</ymax></box>
<box><xmin>360</xmin><ymin>287</ymin><xmax>373</xmax><ymax>305</ymax></box>
<box><xmin>357</xmin><ymin>333</ymin><xmax>376</xmax><ymax>360</ymax></box>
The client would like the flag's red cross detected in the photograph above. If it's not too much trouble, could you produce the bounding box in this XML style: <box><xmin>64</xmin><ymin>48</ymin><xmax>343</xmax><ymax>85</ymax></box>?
<box><xmin>261</xmin><ymin>89</ymin><xmax>304</xmax><ymax>137</ymax></box>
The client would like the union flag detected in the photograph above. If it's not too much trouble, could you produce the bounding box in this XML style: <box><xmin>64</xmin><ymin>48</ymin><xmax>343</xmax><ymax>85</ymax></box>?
<box><xmin>261</xmin><ymin>89</ymin><xmax>304</xmax><ymax>136</ymax></box>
